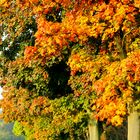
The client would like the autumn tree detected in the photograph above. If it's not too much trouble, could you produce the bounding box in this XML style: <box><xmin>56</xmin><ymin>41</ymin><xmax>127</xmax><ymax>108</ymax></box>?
<box><xmin>0</xmin><ymin>0</ymin><xmax>140</xmax><ymax>139</ymax></box>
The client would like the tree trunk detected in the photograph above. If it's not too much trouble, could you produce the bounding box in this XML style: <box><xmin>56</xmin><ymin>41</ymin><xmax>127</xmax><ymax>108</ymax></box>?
<box><xmin>88</xmin><ymin>120</ymin><xmax>99</xmax><ymax>140</ymax></box>
<box><xmin>128</xmin><ymin>111</ymin><xmax>140</xmax><ymax>140</ymax></box>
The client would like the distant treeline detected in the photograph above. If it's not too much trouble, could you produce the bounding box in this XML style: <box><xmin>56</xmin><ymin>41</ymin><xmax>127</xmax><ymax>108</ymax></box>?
<box><xmin>0</xmin><ymin>119</ymin><xmax>24</xmax><ymax>140</ymax></box>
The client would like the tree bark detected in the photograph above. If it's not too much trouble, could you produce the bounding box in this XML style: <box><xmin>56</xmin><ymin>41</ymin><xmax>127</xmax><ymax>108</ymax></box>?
<box><xmin>88</xmin><ymin>120</ymin><xmax>99</xmax><ymax>140</ymax></box>
<box><xmin>128</xmin><ymin>111</ymin><xmax>140</xmax><ymax>140</ymax></box>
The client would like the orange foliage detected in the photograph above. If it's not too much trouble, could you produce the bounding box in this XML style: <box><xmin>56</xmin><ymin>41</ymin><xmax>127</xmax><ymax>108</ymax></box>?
<box><xmin>0</xmin><ymin>0</ymin><xmax>140</xmax><ymax>139</ymax></box>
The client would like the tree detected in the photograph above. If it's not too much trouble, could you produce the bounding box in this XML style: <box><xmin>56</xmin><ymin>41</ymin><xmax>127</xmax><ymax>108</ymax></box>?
<box><xmin>0</xmin><ymin>0</ymin><xmax>140</xmax><ymax>139</ymax></box>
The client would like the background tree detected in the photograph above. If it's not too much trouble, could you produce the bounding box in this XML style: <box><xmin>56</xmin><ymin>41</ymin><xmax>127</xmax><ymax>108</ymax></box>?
<box><xmin>0</xmin><ymin>0</ymin><xmax>140</xmax><ymax>139</ymax></box>
<box><xmin>0</xmin><ymin>119</ymin><xmax>24</xmax><ymax>140</ymax></box>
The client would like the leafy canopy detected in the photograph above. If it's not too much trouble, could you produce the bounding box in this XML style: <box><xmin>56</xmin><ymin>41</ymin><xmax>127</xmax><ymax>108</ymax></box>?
<box><xmin>0</xmin><ymin>0</ymin><xmax>140</xmax><ymax>139</ymax></box>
